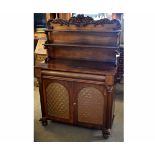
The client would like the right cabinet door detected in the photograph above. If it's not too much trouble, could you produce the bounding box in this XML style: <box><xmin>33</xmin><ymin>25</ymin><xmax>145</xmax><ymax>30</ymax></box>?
<box><xmin>74</xmin><ymin>82</ymin><xmax>107</xmax><ymax>127</ymax></box>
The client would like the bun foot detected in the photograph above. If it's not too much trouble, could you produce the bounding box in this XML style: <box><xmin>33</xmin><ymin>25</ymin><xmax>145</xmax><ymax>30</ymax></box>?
<box><xmin>102</xmin><ymin>129</ymin><xmax>111</xmax><ymax>139</ymax></box>
<box><xmin>39</xmin><ymin>117</ymin><xmax>48</xmax><ymax>126</ymax></box>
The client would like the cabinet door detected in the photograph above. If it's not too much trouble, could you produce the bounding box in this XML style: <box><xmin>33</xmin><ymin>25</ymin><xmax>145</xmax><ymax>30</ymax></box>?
<box><xmin>73</xmin><ymin>82</ymin><xmax>106</xmax><ymax>127</ymax></box>
<box><xmin>42</xmin><ymin>79</ymin><xmax>73</xmax><ymax>123</ymax></box>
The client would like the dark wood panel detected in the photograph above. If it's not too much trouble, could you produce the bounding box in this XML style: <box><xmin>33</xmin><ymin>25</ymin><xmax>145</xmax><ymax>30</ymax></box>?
<box><xmin>50</xmin><ymin>31</ymin><xmax>120</xmax><ymax>46</ymax></box>
<box><xmin>48</xmin><ymin>46</ymin><xmax>116</xmax><ymax>62</ymax></box>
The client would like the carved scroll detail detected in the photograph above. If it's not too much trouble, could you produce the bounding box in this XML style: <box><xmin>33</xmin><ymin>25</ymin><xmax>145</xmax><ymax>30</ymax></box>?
<box><xmin>48</xmin><ymin>18</ymin><xmax>69</xmax><ymax>26</ymax></box>
<box><xmin>69</xmin><ymin>14</ymin><xmax>94</xmax><ymax>26</ymax></box>
<box><xmin>106</xmin><ymin>85</ymin><xmax>113</xmax><ymax>93</ymax></box>
<box><xmin>47</xmin><ymin>14</ymin><xmax>121</xmax><ymax>29</ymax></box>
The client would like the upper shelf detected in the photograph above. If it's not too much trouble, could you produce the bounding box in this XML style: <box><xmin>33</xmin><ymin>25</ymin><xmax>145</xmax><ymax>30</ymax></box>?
<box><xmin>44</xmin><ymin>43</ymin><xmax>119</xmax><ymax>49</ymax></box>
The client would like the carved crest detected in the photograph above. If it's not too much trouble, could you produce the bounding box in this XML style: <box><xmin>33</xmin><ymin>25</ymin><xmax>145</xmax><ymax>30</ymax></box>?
<box><xmin>47</xmin><ymin>14</ymin><xmax>121</xmax><ymax>29</ymax></box>
<box><xmin>69</xmin><ymin>14</ymin><xmax>94</xmax><ymax>26</ymax></box>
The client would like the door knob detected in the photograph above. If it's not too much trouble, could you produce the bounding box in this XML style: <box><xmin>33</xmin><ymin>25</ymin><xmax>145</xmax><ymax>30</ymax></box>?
<box><xmin>73</xmin><ymin>102</ymin><xmax>76</xmax><ymax>105</ymax></box>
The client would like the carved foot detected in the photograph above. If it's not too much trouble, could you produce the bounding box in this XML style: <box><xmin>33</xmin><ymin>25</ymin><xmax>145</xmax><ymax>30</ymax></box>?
<box><xmin>39</xmin><ymin>117</ymin><xmax>48</xmax><ymax>126</ymax></box>
<box><xmin>102</xmin><ymin>128</ymin><xmax>111</xmax><ymax>139</ymax></box>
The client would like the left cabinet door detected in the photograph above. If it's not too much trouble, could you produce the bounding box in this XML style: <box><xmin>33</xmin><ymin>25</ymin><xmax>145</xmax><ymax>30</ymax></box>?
<box><xmin>42</xmin><ymin>78</ymin><xmax>74</xmax><ymax>124</ymax></box>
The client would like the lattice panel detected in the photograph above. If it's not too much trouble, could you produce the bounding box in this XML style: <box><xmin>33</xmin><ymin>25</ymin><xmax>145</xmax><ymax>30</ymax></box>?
<box><xmin>46</xmin><ymin>83</ymin><xmax>69</xmax><ymax>119</ymax></box>
<box><xmin>78</xmin><ymin>87</ymin><xmax>104</xmax><ymax>125</ymax></box>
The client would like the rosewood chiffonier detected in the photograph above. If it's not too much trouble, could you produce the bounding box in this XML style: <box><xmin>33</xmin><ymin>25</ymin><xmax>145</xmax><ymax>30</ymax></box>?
<box><xmin>34</xmin><ymin>15</ymin><xmax>121</xmax><ymax>139</ymax></box>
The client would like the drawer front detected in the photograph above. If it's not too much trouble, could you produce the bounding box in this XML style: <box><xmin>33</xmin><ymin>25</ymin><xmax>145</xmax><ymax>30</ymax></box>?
<box><xmin>41</xmin><ymin>70</ymin><xmax>106</xmax><ymax>82</ymax></box>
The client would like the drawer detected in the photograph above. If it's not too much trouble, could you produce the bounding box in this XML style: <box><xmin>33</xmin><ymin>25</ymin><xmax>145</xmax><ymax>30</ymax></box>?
<box><xmin>41</xmin><ymin>70</ymin><xmax>106</xmax><ymax>84</ymax></box>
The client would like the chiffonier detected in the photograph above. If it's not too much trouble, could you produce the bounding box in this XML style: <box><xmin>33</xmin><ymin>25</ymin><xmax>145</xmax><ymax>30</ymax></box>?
<box><xmin>34</xmin><ymin>15</ymin><xmax>121</xmax><ymax>139</ymax></box>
